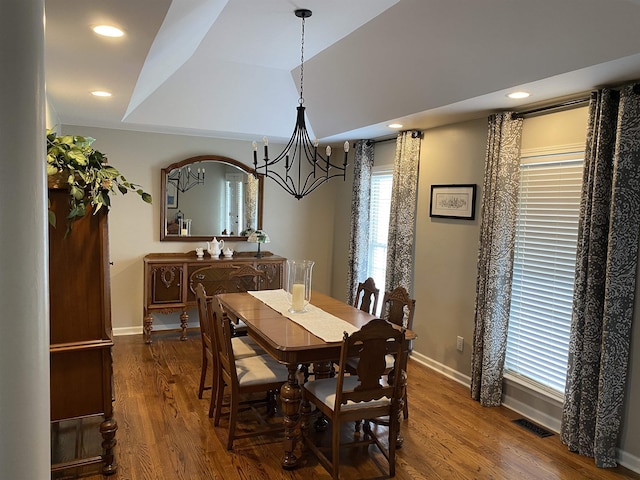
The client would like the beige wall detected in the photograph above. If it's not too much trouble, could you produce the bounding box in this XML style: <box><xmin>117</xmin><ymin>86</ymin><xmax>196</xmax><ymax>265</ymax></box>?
<box><xmin>329</xmin><ymin>110</ymin><xmax>640</xmax><ymax>466</ymax></box>
<box><xmin>60</xmin><ymin>125</ymin><xmax>340</xmax><ymax>332</ymax></box>
<box><xmin>413</xmin><ymin>119</ymin><xmax>487</xmax><ymax>375</ymax></box>
<box><xmin>521</xmin><ymin>106</ymin><xmax>589</xmax><ymax>150</ymax></box>
<box><xmin>65</xmin><ymin>107</ymin><xmax>640</xmax><ymax>466</ymax></box>
<box><xmin>329</xmin><ymin>123</ymin><xmax>486</xmax><ymax>377</ymax></box>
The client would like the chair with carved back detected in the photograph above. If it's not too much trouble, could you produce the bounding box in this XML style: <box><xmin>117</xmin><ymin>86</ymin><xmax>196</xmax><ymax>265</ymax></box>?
<box><xmin>209</xmin><ymin>295</ymin><xmax>289</xmax><ymax>450</ymax></box>
<box><xmin>379</xmin><ymin>286</ymin><xmax>415</xmax><ymax>420</ymax></box>
<box><xmin>195</xmin><ymin>283</ymin><xmax>266</xmax><ymax>417</ymax></box>
<box><xmin>302</xmin><ymin>318</ymin><xmax>407</xmax><ymax>479</ymax></box>
<box><xmin>353</xmin><ymin>277</ymin><xmax>380</xmax><ymax>314</ymax></box>
<box><xmin>347</xmin><ymin>285</ymin><xmax>416</xmax><ymax>420</ymax></box>
<box><xmin>229</xmin><ymin>264</ymin><xmax>267</xmax><ymax>291</ymax></box>
<box><xmin>228</xmin><ymin>265</ymin><xmax>267</xmax><ymax>336</ymax></box>
<box><xmin>195</xmin><ymin>283</ymin><xmax>215</xmax><ymax>401</ymax></box>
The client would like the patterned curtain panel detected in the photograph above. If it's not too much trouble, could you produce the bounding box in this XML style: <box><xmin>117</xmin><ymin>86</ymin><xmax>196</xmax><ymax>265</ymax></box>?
<box><xmin>385</xmin><ymin>131</ymin><xmax>420</xmax><ymax>294</ymax></box>
<box><xmin>561</xmin><ymin>85</ymin><xmax>640</xmax><ymax>468</ymax></box>
<box><xmin>470</xmin><ymin>112</ymin><xmax>523</xmax><ymax>407</ymax></box>
<box><xmin>346</xmin><ymin>140</ymin><xmax>374</xmax><ymax>305</ymax></box>
<box><xmin>245</xmin><ymin>173</ymin><xmax>259</xmax><ymax>232</ymax></box>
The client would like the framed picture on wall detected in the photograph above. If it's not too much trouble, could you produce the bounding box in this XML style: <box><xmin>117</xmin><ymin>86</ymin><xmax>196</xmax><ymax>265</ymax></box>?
<box><xmin>429</xmin><ymin>184</ymin><xmax>476</xmax><ymax>220</ymax></box>
<box><xmin>166</xmin><ymin>181</ymin><xmax>178</xmax><ymax>209</ymax></box>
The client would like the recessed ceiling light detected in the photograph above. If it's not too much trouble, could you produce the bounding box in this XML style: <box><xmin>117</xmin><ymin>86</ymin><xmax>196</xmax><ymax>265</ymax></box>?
<box><xmin>507</xmin><ymin>91</ymin><xmax>530</xmax><ymax>99</ymax></box>
<box><xmin>92</xmin><ymin>25</ymin><xmax>124</xmax><ymax>38</ymax></box>
<box><xmin>91</xmin><ymin>91</ymin><xmax>112</xmax><ymax>97</ymax></box>
<box><xmin>388</xmin><ymin>123</ymin><xmax>403</xmax><ymax>129</ymax></box>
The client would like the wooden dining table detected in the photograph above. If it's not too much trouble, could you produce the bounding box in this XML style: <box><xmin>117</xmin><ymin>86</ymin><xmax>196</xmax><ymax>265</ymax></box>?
<box><xmin>216</xmin><ymin>290</ymin><xmax>416</xmax><ymax>469</ymax></box>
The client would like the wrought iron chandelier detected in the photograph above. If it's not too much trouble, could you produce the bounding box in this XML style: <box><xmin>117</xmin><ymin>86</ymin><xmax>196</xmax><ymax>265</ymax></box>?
<box><xmin>252</xmin><ymin>9</ymin><xmax>349</xmax><ymax>200</ymax></box>
<box><xmin>167</xmin><ymin>165</ymin><xmax>205</xmax><ymax>193</ymax></box>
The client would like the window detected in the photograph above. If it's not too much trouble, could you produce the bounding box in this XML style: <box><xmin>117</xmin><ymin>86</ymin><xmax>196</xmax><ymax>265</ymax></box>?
<box><xmin>225</xmin><ymin>173</ymin><xmax>244</xmax><ymax>235</ymax></box>
<box><xmin>367</xmin><ymin>167</ymin><xmax>393</xmax><ymax>315</ymax></box>
<box><xmin>505</xmin><ymin>148</ymin><xmax>584</xmax><ymax>396</ymax></box>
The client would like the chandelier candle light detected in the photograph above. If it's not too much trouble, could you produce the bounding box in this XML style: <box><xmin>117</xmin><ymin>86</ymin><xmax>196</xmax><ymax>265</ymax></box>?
<box><xmin>252</xmin><ymin>9</ymin><xmax>349</xmax><ymax>200</ymax></box>
<box><xmin>167</xmin><ymin>165</ymin><xmax>205</xmax><ymax>193</ymax></box>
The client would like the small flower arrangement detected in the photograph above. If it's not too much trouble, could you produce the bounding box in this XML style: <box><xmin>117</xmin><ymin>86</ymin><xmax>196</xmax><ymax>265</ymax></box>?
<box><xmin>46</xmin><ymin>129</ymin><xmax>152</xmax><ymax>234</ymax></box>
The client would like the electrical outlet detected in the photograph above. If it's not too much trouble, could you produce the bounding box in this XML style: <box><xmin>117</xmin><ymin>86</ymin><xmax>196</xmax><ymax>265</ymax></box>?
<box><xmin>456</xmin><ymin>336</ymin><xmax>464</xmax><ymax>352</ymax></box>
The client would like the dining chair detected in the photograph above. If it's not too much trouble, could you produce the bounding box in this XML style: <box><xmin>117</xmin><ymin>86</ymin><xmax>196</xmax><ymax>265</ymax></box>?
<box><xmin>194</xmin><ymin>284</ymin><xmax>265</xmax><ymax>411</ymax></box>
<box><xmin>228</xmin><ymin>265</ymin><xmax>268</xmax><ymax>336</ymax></box>
<box><xmin>229</xmin><ymin>264</ymin><xmax>267</xmax><ymax>291</ymax></box>
<box><xmin>347</xmin><ymin>285</ymin><xmax>416</xmax><ymax>420</ymax></box>
<box><xmin>209</xmin><ymin>295</ymin><xmax>289</xmax><ymax>450</ymax></box>
<box><xmin>353</xmin><ymin>276</ymin><xmax>380</xmax><ymax>314</ymax></box>
<box><xmin>195</xmin><ymin>283</ymin><xmax>216</xmax><ymax>401</ymax></box>
<box><xmin>381</xmin><ymin>286</ymin><xmax>416</xmax><ymax>331</ymax></box>
<box><xmin>302</xmin><ymin>318</ymin><xmax>406</xmax><ymax>479</ymax></box>
<box><xmin>381</xmin><ymin>286</ymin><xmax>415</xmax><ymax>420</ymax></box>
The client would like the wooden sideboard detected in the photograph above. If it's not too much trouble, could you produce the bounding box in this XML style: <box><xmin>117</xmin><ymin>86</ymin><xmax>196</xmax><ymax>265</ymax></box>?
<box><xmin>143</xmin><ymin>252</ymin><xmax>286</xmax><ymax>343</ymax></box>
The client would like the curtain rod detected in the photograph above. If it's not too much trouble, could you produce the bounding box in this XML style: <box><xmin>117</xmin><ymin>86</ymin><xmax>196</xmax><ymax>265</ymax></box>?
<box><xmin>366</xmin><ymin>130</ymin><xmax>421</xmax><ymax>146</ymax></box>
<box><xmin>513</xmin><ymin>96</ymin><xmax>591</xmax><ymax>118</ymax></box>
<box><xmin>363</xmin><ymin>98</ymin><xmax>596</xmax><ymax>143</ymax></box>
<box><xmin>366</xmin><ymin>136</ymin><xmax>396</xmax><ymax>146</ymax></box>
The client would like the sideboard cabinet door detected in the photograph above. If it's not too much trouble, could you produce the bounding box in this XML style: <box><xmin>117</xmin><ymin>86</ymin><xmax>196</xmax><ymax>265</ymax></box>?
<box><xmin>143</xmin><ymin>253</ymin><xmax>286</xmax><ymax>343</ymax></box>
<box><xmin>150</xmin><ymin>264</ymin><xmax>184</xmax><ymax>304</ymax></box>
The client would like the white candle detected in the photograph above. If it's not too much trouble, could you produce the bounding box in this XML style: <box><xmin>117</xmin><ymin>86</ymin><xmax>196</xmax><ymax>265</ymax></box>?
<box><xmin>291</xmin><ymin>283</ymin><xmax>305</xmax><ymax>311</ymax></box>
<box><xmin>181</xmin><ymin>228</ymin><xmax>188</xmax><ymax>236</ymax></box>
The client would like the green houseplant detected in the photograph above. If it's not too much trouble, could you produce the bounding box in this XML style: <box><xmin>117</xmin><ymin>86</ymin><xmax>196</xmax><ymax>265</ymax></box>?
<box><xmin>46</xmin><ymin>129</ymin><xmax>152</xmax><ymax>233</ymax></box>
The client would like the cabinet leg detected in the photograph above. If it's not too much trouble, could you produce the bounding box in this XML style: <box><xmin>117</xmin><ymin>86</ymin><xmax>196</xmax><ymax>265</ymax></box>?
<box><xmin>179</xmin><ymin>311</ymin><xmax>188</xmax><ymax>341</ymax></box>
<box><xmin>143</xmin><ymin>313</ymin><xmax>153</xmax><ymax>344</ymax></box>
<box><xmin>100</xmin><ymin>417</ymin><xmax>118</xmax><ymax>475</ymax></box>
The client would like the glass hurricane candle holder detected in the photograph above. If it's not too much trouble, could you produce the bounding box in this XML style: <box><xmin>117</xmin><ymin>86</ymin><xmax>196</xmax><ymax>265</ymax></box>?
<box><xmin>286</xmin><ymin>259</ymin><xmax>314</xmax><ymax>313</ymax></box>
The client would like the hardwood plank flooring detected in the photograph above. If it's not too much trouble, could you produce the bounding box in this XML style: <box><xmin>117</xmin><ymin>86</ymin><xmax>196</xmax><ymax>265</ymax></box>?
<box><xmin>72</xmin><ymin>331</ymin><xmax>640</xmax><ymax>479</ymax></box>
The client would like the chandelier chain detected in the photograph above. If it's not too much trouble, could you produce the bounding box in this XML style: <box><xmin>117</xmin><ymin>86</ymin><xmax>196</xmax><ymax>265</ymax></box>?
<box><xmin>252</xmin><ymin>9</ymin><xmax>350</xmax><ymax>200</ymax></box>
<box><xmin>299</xmin><ymin>16</ymin><xmax>305</xmax><ymax>105</ymax></box>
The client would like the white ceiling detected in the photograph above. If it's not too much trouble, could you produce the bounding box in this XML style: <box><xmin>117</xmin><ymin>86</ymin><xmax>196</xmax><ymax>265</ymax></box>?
<box><xmin>45</xmin><ymin>0</ymin><xmax>640</xmax><ymax>144</ymax></box>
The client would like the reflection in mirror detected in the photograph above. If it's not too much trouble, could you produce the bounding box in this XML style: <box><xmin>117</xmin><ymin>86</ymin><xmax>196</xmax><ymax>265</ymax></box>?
<box><xmin>160</xmin><ymin>155</ymin><xmax>263</xmax><ymax>242</ymax></box>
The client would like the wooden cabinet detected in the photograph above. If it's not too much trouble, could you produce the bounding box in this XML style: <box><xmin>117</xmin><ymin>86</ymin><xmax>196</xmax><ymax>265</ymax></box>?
<box><xmin>143</xmin><ymin>253</ymin><xmax>286</xmax><ymax>343</ymax></box>
<box><xmin>49</xmin><ymin>188</ymin><xmax>116</xmax><ymax>476</ymax></box>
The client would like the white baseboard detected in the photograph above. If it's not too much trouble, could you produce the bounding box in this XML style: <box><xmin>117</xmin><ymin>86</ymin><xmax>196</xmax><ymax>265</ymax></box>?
<box><xmin>618</xmin><ymin>450</ymin><xmax>640</xmax><ymax>474</ymax></box>
<box><xmin>410</xmin><ymin>350</ymin><xmax>639</xmax><ymax>474</ymax></box>
<box><xmin>113</xmin><ymin>323</ymin><xmax>185</xmax><ymax>337</ymax></box>
<box><xmin>409</xmin><ymin>351</ymin><xmax>471</xmax><ymax>387</ymax></box>
<box><xmin>501</xmin><ymin>384</ymin><xmax>562</xmax><ymax>434</ymax></box>
<box><xmin>113</xmin><ymin>326</ymin><xmax>143</xmax><ymax>336</ymax></box>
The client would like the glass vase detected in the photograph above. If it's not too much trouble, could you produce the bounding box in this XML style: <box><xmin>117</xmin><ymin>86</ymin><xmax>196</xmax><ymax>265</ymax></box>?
<box><xmin>286</xmin><ymin>259</ymin><xmax>315</xmax><ymax>313</ymax></box>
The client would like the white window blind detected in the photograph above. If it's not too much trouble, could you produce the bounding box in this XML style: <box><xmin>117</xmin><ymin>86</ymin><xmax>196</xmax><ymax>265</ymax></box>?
<box><xmin>506</xmin><ymin>150</ymin><xmax>583</xmax><ymax>395</ymax></box>
<box><xmin>225</xmin><ymin>174</ymin><xmax>244</xmax><ymax>235</ymax></box>
<box><xmin>367</xmin><ymin>168</ymin><xmax>393</xmax><ymax>314</ymax></box>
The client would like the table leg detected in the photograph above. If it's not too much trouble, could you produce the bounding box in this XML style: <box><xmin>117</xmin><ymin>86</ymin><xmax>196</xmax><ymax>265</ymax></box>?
<box><xmin>179</xmin><ymin>310</ymin><xmax>188</xmax><ymax>341</ymax></box>
<box><xmin>280</xmin><ymin>365</ymin><xmax>301</xmax><ymax>469</ymax></box>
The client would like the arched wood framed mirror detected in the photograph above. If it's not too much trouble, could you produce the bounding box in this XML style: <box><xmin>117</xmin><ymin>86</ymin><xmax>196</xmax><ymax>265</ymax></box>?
<box><xmin>160</xmin><ymin>155</ymin><xmax>263</xmax><ymax>242</ymax></box>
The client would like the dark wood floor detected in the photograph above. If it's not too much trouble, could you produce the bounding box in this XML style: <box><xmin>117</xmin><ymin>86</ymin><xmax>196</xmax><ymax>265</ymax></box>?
<box><xmin>71</xmin><ymin>330</ymin><xmax>639</xmax><ymax>479</ymax></box>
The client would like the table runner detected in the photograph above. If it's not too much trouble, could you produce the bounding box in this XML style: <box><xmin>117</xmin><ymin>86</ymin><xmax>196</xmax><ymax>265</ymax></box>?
<box><xmin>248</xmin><ymin>289</ymin><xmax>358</xmax><ymax>342</ymax></box>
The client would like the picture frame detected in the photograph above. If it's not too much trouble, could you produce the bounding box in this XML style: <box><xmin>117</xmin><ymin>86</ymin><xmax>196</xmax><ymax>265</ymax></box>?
<box><xmin>166</xmin><ymin>181</ymin><xmax>178</xmax><ymax>209</ymax></box>
<box><xmin>429</xmin><ymin>184</ymin><xmax>476</xmax><ymax>220</ymax></box>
